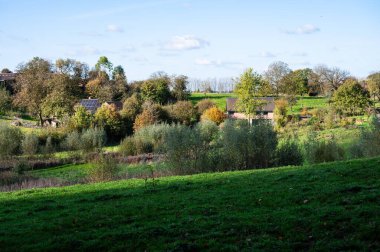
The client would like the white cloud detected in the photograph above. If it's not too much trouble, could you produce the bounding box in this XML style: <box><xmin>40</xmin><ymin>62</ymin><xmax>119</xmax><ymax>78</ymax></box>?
<box><xmin>165</xmin><ymin>35</ymin><xmax>209</xmax><ymax>50</ymax></box>
<box><xmin>250</xmin><ymin>51</ymin><xmax>277</xmax><ymax>58</ymax></box>
<box><xmin>106</xmin><ymin>24</ymin><xmax>124</xmax><ymax>33</ymax></box>
<box><xmin>285</xmin><ymin>24</ymin><xmax>320</xmax><ymax>35</ymax></box>
<box><xmin>195</xmin><ymin>58</ymin><xmax>241</xmax><ymax>68</ymax></box>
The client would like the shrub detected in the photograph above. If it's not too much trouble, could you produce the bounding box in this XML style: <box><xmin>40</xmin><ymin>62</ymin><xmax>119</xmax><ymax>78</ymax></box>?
<box><xmin>42</xmin><ymin>136</ymin><xmax>55</xmax><ymax>155</ymax></box>
<box><xmin>81</xmin><ymin>128</ymin><xmax>106</xmax><ymax>152</ymax></box>
<box><xmin>218</xmin><ymin>119</ymin><xmax>277</xmax><ymax>170</ymax></box>
<box><xmin>349</xmin><ymin>115</ymin><xmax>380</xmax><ymax>158</ymax></box>
<box><xmin>88</xmin><ymin>154</ymin><xmax>119</xmax><ymax>182</ymax></box>
<box><xmin>165</xmin><ymin>101</ymin><xmax>198</xmax><ymax>125</ymax></box>
<box><xmin>276</xmin><ymin>138</ymin><xmax>304</xmax><ymax>166</ymax></box>
<box><xmin>119</xmin><ymin>137</ymin><xmax>137</xmax><ymax>156</ymax></box>
<box><xmin>12</xmin><ymin>159</ymin><xmax>31</xmax><ymax>175</ymax></box>
<box><xmin>303</xmin><ymin>133</ymin><xmax>345</xmax><ymax>164</ymax></box>
<box><xmin>22</xmin><ymin>134</ymin><xmax>39</xmax><ymax>156</ymax></box>
<box><xmin>274</xmin><ymin>98</ymin><xmax>288</xmax><ymax>130</ymax></box>
<box><xmin>201</xmin><ymin>107</ymin><xmax>226</xmax><ymax>125</ymax></box>
<box><xmin>196</xmin><ymin>99</ymin><xmax>216</xmax><ymax>114</ymax></box>
<box><xmin>64</xmin><ymin>131</ymin><xmax>82</xmax><ymax>151</ymax></box>
<box><xmin>0</xmin><ymin>124</ymin><xmax>23</xmax><ymax>157</ymax></box>
<box><xmin>133</xmin><ymin>102</ymin><xmax>167</xmax><ymax>132</ymax></box>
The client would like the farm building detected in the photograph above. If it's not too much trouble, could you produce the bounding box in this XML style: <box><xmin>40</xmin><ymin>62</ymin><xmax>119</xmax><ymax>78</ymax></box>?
<box><xmin>226</xmin><ymin>97</ymin><xmax>275</xmax><ymax>121</ymax></box>
<box><xmin>79</xmin><ymin>98</ymin><xmax>101</xmax><ymax>113</ymax></box>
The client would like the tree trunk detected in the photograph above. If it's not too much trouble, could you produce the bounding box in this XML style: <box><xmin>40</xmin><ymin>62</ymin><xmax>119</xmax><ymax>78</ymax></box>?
<box><xmin>39</xmin><ymin>111</ymin><xmax>44</xmax><ymax>126</ymax></box>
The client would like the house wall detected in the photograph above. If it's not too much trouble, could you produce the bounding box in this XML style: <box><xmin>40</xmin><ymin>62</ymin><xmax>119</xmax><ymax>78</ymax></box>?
<box><xmin>228</xmin><ymin>112</ymin><xmax>274</xmax><ymax>120</ymax></box>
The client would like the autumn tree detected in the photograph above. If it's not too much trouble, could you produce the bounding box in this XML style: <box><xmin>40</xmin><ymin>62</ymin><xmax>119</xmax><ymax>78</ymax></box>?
<box><xmin>201</xmin><ymin>106</ymin><xmax>226</xmax><ymax>125</ymax></box>
<box><xmin>332</xmin><ymin>79</ymin><xmax>371</xmax><ymax>116</ymax></box>
<box><xmin>95</xmin><ymin>56</ymin><xmax>113</xmax><ymax>76</ymax></box>
<box><xmin>264</xmin><ymin>61</ymin><xmax>291</xmax><ymax>96</ymax></box>
<box><xmin>235</xmin><ymin>68</ymin><xmax>269</xmax><ymax>123</ymax></box>
<box><xmin>133</xmin><ymin>102</ymin><xmax>167</xmax><ymax>131</ymax></box>
<box><xmin>14</xmin><ymin>57</ymin><xmax>52</xmax><ymax>125</ymax></box>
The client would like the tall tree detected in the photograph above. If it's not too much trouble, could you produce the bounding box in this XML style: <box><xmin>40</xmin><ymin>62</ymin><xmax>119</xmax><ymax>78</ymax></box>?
<box><xmin>367</xmin><ymin>72</ymin><xmax>380</xmax><ymax>101</ymax></box>
<box><xmin>332</xmin><ymin>79</ymin><xmax>371</xmax><ymax>116</ymax></box>
<box><xmin>235</xmin><ymin>68</ymin><xmax>269</xmax><ymax>123</ymax></box>
<box><xmin>314</xmin><ymin>65</ymin><xmax>350</xmax><ymax>94</ymax></box>
<box><xmin>141</xmin><ymin>74</ymin><xmax>171</xmax><ymax>104</ymax></box>
<box><xmin>264</xmin><ymin>61</ymin><xmax>291</xmax><ymax>96</ymax></box>
<box><xmin>95</xmin><ymin>56</ymin><xmax>113</xmax><ymax>76</ymax></box>
<box><xmin>171</xmin><ymin>75</ymin><xmax>190</xmax><ymax>101</ymax></box>
<box><xmin>14</xmin><ymin>57</ymin><xmax>52</xmax><ymax>125</ymax></box>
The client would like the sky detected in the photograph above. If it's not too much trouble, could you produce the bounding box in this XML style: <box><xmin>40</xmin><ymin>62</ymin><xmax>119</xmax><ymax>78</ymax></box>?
<box><xmin>0</xmin><ymin>0</ymin><xmax>379</xmax><ymax>81</ymax></box>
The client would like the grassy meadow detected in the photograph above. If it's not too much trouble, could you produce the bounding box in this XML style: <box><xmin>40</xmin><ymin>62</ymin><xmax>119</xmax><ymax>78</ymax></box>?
<box><xmin>0</xmin><ymin>157</ymin><xmax>379</xmax><ymax>251</ymax></box>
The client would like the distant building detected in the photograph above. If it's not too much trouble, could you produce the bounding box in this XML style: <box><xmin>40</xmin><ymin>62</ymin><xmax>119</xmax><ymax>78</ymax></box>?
<box><xmin>79</xmin><ymin>98</ymin><xmax>101</xmax><ymax>114</ymax></box>
<box><xmin>79</xmin><ymin>99</ymin><xmax>123</xmax><ymax>113</ymax></box>
<box><xmin>226</xmin><ymin>97</ymin><xmax>275</xmax><ymax>121</ymax></box>
<box><xmin>0</xmin><ymin>73</ymin><xmax>17</xmax><ymax>93</ymax></box>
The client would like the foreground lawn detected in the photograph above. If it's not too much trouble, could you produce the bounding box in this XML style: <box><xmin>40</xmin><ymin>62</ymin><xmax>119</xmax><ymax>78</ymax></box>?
<box><xmin>0</xmin><ymin>158</ymin><xmax>379</xmax><ymax>251</ymax></box>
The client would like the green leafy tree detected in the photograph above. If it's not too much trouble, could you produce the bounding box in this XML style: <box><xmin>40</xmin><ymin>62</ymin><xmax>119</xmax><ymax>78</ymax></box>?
<box><xmin>264</xmin><ymin>61</ymin><xmax>291</xmax><ymax>96</ymax></box>
<box><xmin>234</xmin><ymin>68</ymin><xmax>269</xmax><ymax>123</ymax></box>
<box><xmin>165</xmin><ymin>101</ymin><xmax>197</xmax><ymax>125</ymax></box>
<box><xmin>95</xmin><ymin>56</ymin><xmax>113</xmax><ymax>75</ymax></box>
<box><xmin>70</xmin><ymin>105</ymin><xmax>93</xmax><ymax>130</ymax></box>
<box><xmin>14</xmin><ymin>57</ymin><xmax>52</xmax><ymax>125</ymax></box>
<box><xmin>42</xmin><ymin>73</ymin><xmax>81</xmax><ymax>118</ymax></box>
<box><xmin>141</xmin><ymin>75</ymin><xmax>171</xmax><ymax>104</ymax></box>
<box><xmin>367</xmin><ymin>72</ymin><xmax>380</xmax><ymax>101</ymax></box>
<box><xmin>171</xmin><ymin>75</ymin><xmax>190</xmax><ymax>101</ymax></box>
<box><xmin>0</xmin><ymin>87</ymin><xmax>11</xmax><ymax>115</ymax></box>
<box><xmin>94</xmin><ymin>104</ymin><xmax>123</xmax><ymax>139</ymax></box>
<box><xmin>332</xmin><ymin>79</ymin><xmax>371</xmax><ymax>116</ymax></box>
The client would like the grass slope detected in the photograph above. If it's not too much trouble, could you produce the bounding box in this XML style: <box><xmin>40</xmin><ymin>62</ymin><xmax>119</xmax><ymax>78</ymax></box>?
<box><xmin>1</xmin><ymin>158</ymin><xmax>379</xmax><ymax>251</ymax></box>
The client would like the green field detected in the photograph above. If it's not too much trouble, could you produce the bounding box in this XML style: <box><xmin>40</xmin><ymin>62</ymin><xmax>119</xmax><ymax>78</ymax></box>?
<box><xmin>190</xmin><ymin>93</ymin><xmax>329</xmax><ymax>114</ymax></box>
<box><xmin>190</xmin><ymin>93</ymin><xmax>236</xmax><ymax>111</ymax></box>
<box><xmin>1</xmin><ymin>157</ymin><xmax>379</xmax><ymax>251</ymax></box>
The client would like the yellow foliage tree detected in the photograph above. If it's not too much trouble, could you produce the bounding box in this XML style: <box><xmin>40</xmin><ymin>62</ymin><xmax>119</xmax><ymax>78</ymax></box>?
<box><xmin>201</xmin><ymin>107</ymin><xmax>226</xmax><ymax>125</ymax></box>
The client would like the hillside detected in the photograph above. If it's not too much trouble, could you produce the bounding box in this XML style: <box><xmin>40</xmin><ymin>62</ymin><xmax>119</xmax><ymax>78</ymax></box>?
<box><xmin>0</xmin><ymin>158</ymin><xmax>379</xmax><ymax>251</ymax></box>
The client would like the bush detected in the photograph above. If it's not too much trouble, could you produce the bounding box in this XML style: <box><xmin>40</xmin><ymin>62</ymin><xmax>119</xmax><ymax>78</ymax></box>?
<box><xmin>218</xmin><ymin>119</ymin><xmax>277</xmax><ymax>170</ymax></box>
<box><xmin>42</xmin><ymin>136</ymin><xmax>55</xmax><ymax>155</ymax></box>
<box><xmin>303</xmin><ymin>133</ymin><xmax>345</xmax><ymax>164</ymax></box>
<box><xmin>196</xmin><ymin>99</ymin><xmax>216</xmax><ymax>114</ymax></box>
<box><xmin>88</xmin><ymin>154</ymin><xmax>119</xmax><ymax>182</ymax></box>
<box><xmin>201</xmin><ymin>107</ymin><xmax>226</xmax><ymax>125</ymax></box>
<box><xmin>276</xmin><ymin>138</ymin><xmax>304</xmax><ymax>166</ymax></box>
<box><xmin>22</xmin><ymin>134</ymin><xmax>39</xmax><ymax>156</ymax></box>
<box><xmin>81</xmin><ymin>128</ymin><xmax>106</xmax><ymax>152</ymax></box>
<box><xmin>133</xmin><ymin>102</ymin><xmax>167</xmax><ymax>132</ymax></box>
<box><xmin>274</xmin><ymin>98</ymin><xmax>288</xmax><ymax>130</ymax></box>
<box><xmin>0</xmin><ymin>124</ymin><xmax>23</xmax><ymax>157</ymax></box>
<box><xmin>64</xmin><ymin>131</ymin><xmax>82</xmax><ymax>151</ymax></box>
<box><xmin>165</xmin><ymin>101</ymin><xmax>197</xmax><ymax>125</ymax></box>
<box><xmin>349</xmin><ymin>116</ymin><xmax>380</xmax><ymax>158</ymax></box>
<box><xmin>12</xmin><ymin>159</ymin><xmax>31</xmax><ymax>175</ymax></box>
<box><xmin>119</xmin><ymin>137</ymin><xmax>137</xmax><ymax>156</ymax></box>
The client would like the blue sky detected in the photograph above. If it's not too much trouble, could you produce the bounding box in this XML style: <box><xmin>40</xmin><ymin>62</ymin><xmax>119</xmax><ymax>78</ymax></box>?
<box><xmin>1</xmin><ymin>0</ymin><xmax>379</xmax><ymax>80</ymax></box>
